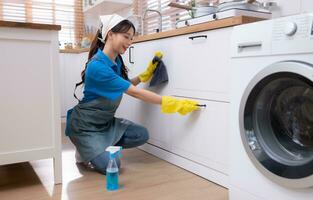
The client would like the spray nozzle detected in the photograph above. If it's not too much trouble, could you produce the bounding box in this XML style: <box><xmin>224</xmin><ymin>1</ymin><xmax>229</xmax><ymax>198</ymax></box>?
<box><xmin>106</xmin><ymin>146</ymin><xmax>122</xmax><ymax>159</ymax></box>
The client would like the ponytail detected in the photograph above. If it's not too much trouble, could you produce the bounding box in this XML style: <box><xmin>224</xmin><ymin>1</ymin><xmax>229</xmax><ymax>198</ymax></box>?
<box><xmin>74</xmin><ymin>30</ymin><xmax>104</xmax><ymax>101</ymax></box>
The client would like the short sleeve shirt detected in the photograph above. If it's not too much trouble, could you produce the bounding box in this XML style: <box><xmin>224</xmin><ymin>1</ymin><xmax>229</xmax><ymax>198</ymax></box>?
<box><xmin>82</xmin><ymin>49</ymin><xmax>131</xmax><ymax>102</ymax></box>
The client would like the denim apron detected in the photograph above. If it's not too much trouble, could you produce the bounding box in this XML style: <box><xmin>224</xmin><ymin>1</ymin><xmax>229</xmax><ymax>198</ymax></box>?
<box><xmin>65</xmin><ymin>96</ymin><xmax>132</xmax><ymax>162</ymax></box>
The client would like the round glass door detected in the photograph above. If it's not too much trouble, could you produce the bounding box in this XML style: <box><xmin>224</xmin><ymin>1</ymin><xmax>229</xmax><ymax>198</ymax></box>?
<box><xmin>240</xmin><ymin>61</ymin><xmax>313</xmax><ymax>188</ymax></box>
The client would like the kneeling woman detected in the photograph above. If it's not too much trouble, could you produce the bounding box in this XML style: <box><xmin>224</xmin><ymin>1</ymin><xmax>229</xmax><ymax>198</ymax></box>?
<box><xmin>65</xmin><ymin>14</ymin><xmax>199</xmax><ymax>174</ymax></box>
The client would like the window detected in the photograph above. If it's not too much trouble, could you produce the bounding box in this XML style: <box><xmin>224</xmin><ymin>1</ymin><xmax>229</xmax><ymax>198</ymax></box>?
<box><xmin>0</xmin><ymin>0</ymin><xmax>84</xmax><ymax>46</ymax></box>
<box><xmin>133</xmin><ymin>0</ymin><xmax>190</xmax><ymax>35</ymax></box>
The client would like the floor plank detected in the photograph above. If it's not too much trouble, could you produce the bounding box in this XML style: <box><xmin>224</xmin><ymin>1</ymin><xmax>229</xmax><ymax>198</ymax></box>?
<box><xmin>0</xmin><ymin>125</ymin><xmax>228</xmax><ymax>200</ymax></box>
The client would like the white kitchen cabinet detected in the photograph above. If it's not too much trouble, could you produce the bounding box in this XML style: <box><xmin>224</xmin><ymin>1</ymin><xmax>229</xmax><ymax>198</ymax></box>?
<box><xmin>121</xmin><ymin>28</ymin><xmax>232</xmax><ymax>146</ymax></box>
<box><xmin>0</xmin><ymin>25</ymin><xmax>62</xmax><ymax>184</ymax></box>
<box><xmin>170</xmin><ymin>28</ymin><xmax>232</xmax><ymax>102</ymax></box>
<box><xmin>119</xmin><ymin>39</ymin><xmax>174</xmax><ymax>150</ymax></box>
<box><xmin>119</xmin><ymin>28</ymin><xmax>232</xmax><ymax>187</ymax></box>
<box><xmin>170</xmin><ymin>97</ymin><xmax>229</xmax><ymax>174</ymax></box>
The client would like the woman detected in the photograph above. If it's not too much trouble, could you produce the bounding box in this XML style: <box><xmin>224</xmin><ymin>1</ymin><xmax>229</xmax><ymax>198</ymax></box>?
<box><xmin>66</xmin><ymin>14</ymin><xmax>199</xmax><ymax>174</ymax></box>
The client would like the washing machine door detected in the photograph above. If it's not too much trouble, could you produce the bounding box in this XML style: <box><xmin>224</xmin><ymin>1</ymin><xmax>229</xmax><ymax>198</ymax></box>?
<box><xmin>240</xmin><ymin>61</ymin><xmax>313</xmax><ymax>188</ymax></box>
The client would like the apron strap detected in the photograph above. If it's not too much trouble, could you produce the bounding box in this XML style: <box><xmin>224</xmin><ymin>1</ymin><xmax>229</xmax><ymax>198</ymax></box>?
<box><xmin>74</xmin><ymin>82</ymin><xmax>82</xmax><ymax>102</ymax></box>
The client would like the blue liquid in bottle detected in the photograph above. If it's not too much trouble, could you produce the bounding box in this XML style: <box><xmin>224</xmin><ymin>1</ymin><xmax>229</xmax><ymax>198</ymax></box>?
<box><xmin>106</xmin><ymin>146</ymin><xmax>121</xmax><ymax>191</ymax></box>
<box><xmin>106</xmin><ymin>168</ymin><xmax>119</xmax><ymax>191</ymax></box>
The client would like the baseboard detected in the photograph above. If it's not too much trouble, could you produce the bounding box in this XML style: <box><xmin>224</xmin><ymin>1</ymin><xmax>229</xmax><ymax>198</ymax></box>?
<box><xmin>229</xmin><ymin>186</ymin><xmax>264</xmax><ymax>200</ymax></box>
<box><xmin>138</xmin><ymin>143</ymin><xmax>229</xmax><ymax>188</ymax></box>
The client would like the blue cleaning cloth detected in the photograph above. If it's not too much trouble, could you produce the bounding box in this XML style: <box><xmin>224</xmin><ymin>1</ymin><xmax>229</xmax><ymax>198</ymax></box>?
<box><xmin>149</xmin><ymin>56</ymin><xmax>169</xmax><ymax>87</ymax></box>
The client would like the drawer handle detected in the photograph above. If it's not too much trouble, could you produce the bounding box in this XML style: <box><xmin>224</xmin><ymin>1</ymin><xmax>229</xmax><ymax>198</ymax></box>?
<box><xmin>188</xmin><ymin>35</ymin><xmax>207</xmax><ymax>40</ymax></box>
<box><xmin>238</xmin><ymin>42</ymin><xmax>262</xmax><ymax>49</ymax></box>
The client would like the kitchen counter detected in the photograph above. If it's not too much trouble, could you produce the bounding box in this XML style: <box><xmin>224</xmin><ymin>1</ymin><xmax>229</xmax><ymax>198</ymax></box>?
<box><xmin>59</xmin><ymin>48</ymin><xmax>89</xmax><ymax>54</ymax></box>
<box><xmin>60</xmin><ymin>15</ymin><xmax>264</xmax><ymax>53</ymax></box>
<box><xmin>0</xmin><ymin>20</ymin><xmax>61</xmax><ymax>30</ymax></box>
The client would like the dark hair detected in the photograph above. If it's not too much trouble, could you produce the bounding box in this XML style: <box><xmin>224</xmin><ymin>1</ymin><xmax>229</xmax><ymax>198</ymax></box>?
<box><xmin>74</xmin><ymin>20</ymin><xmax>136</xmax><ymax>100</ymax></box>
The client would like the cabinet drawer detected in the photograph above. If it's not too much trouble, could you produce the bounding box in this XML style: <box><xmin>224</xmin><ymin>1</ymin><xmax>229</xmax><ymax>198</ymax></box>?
<box><xmin>168</xmin><ymin>28</ymin><xmax>232</xmax><ymax>102</ymax></box>
<box><xmin>170</xmin><ymin>97</ymin><xmax>230</xmax><ymax>174</ymax></box>
<box><xmin>117</xmin><ymin>95</ymin><xmax>172</xmax><ymax>151</ymax></box>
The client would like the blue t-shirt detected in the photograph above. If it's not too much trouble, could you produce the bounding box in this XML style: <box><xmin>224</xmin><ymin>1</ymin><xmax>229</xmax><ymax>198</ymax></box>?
<box><xmin>82</xmin><ymin>49</ymin><xmax>131</xmax><ymax>102</ymax></box>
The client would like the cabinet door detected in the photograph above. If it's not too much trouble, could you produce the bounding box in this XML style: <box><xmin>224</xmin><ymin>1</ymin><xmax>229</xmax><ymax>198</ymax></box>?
<box><xmin>170</xmin><ymin>28</ymin><xmax>232</xmax><ymax>102</ymax></box>
<box><xmin>170</xmin><ymin>97</ymin><xmax>229</xmax><ymax>174</ymax></box>
<box><xmin>117</xmin><ymin>40</ymin><xmax>174</xmax><ymax>150</ymax></box>
<box><xmin>135</xmin><ymin>102</ymin><xmax>173</xmax><ymax>150</ymax></box>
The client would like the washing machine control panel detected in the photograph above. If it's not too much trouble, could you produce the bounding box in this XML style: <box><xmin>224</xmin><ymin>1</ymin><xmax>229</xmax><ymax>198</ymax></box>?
<box><xmin>231</xmin><ymin>13</ymin><xmax>313</xmax><ymax>57</ymax></box>
<box><xmin>284</xmin><ymin>22</ymin><xmax>297</xmax><ymax>36</ymax></box>
<box><xmin>273</xmin><ymin>15</ymin><xmax>312</xmax><ymax>40</ymax></box>
<box><xmin>272</xmin><ymin>13</ymin><xmax>313</xmax><ymax>54</ymax></box>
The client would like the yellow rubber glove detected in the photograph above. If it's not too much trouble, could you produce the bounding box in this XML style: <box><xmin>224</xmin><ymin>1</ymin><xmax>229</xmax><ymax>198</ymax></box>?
<box><xmin>161</xmin><ymin>96</ymin><xmax>199</xmax><ymax>115</ymax></box>
<box><xmin>139</xmin><ymin>51</ymin><xmax>163</xmax><ymax>82</ymax></box>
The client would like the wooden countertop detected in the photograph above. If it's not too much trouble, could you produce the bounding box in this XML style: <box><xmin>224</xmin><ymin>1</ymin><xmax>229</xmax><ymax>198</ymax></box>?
<box><xmin>0</xmin><ymin>20</ymin><xmax>61</xmax><ymax>31</ymax></box>
<box><xmin>59</xmin><ymin>48</ymin><xmax>89</xmax><ymax>54</ymax></box>
<box><xmin>60</xmin><ymin>15</ymin><xmax>265</xmax><ymax>54</ymax></box>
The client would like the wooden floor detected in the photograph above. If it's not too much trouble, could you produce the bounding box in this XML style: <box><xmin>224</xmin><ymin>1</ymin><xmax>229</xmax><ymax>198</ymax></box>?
<box><xmin>0</xmin><ymin>127</ymin><xmax>228</xmax><ymax>200</ymax></box>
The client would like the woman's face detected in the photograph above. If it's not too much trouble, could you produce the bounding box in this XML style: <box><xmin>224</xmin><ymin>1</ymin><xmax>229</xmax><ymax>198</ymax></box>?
<box><xmin>112</xmin><ymin>27</ymin><xmax>134</xmax><ymax>55</ymax></box>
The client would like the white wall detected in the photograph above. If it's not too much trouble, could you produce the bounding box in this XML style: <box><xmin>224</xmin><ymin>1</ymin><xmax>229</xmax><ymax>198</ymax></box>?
<box><xmin>256</xmin><ymin>0</ymin><xmax>313</xmax><ymax>18</ymax></box>
<box><xmin>115</xmin><ymin>6</ymin><xmax>133</xmax><ymax>18</ymax></box>
<box><xmin>83</xmin><ymin>7</ymin><xmax>132</xmax><ymax>33</ymax></box>
<box><xmin>59</xmin><ymin>53</ymin><xmax>88</xmax><ymax>118</ymax></box>
<box><xmin>301</xmin><ymin>0</ymin><xmax>313</xmax><ymax>13</ymax></box>
<box><xmin>83</xmin><ymin>1</ymin><xmax>133</xmax><ymax>32</ymax></box>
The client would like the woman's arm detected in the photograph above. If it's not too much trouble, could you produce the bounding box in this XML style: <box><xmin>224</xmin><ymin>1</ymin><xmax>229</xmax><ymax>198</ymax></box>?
<box><xmin>125</xmin><ymin>85</ymin><xmax>162</xmax><ymax>104</ymax></box>
<box><xmin>130</xmin><ymin>76</ymin><xmax>141</xmax><ymax>86</ymax></box>
<box><xmin>125</xmin><ymin>85</ymin><xmax>200</xmax><ymax>115</ymax></box>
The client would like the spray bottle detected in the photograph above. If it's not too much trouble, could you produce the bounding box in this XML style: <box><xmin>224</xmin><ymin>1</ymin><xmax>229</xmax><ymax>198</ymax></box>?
<box><xmin>105</xmin><ymin>146</ymin><xmax>122</xmax><ymax>191</ymax></box>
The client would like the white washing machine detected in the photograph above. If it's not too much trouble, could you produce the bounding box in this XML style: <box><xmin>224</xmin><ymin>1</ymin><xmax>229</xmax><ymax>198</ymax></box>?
<box><xmin>230</xmin><ymin>13</ymin><xmax>313</xmax><ymax>200</ymax></box>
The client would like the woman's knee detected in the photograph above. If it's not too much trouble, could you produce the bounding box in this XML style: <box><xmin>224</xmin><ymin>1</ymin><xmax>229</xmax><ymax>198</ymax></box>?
<box><xmin>116</xmin><ymin>124</ymin><xmax>150</xmax><ymax>148</ymax></box>
<box><xmin>91</xmin><ymin>151</ymin><xmax>121</xmax><ymax>175</ymax></box>
<box><xmin>139</xmin><ymin>126</ymin><xmax>149</xmax><ymax>143</ymax></box>
<box><xmin>132</xmin><ymin>125</ymin><xmax>149</xmax><ymax>145</ymax></box>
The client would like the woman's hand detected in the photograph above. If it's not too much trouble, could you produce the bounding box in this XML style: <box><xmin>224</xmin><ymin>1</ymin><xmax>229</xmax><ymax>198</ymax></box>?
<box><xmin>161</xmin><ymin>96</ymin><xmax>199</xmax><ymax>115</ymax></box>
<box><xmin>138</xmin><ymin>51</ymin><xmax>163</xmax><ymax>82</ymax></box>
